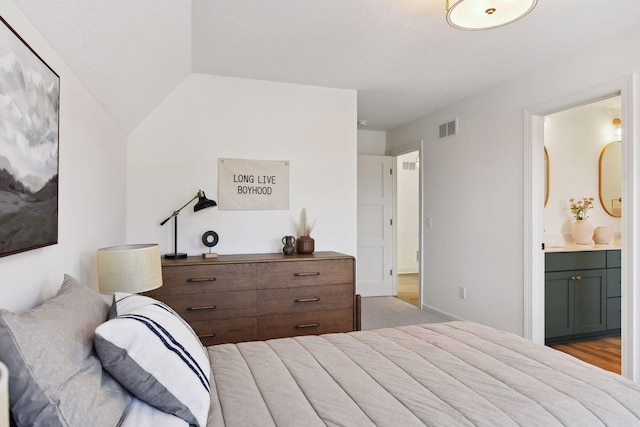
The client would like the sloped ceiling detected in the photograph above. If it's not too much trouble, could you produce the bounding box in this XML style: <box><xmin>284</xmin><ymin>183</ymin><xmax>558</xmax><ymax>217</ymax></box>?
<box><xmin>12</xmin><ymin>0</ymin><xmax>191</xmax><ymax>135</ymax></box>
<box><xmin>12</xmin><ymin>0</ymin><xmax>640</xmax><ymax>134</ymax></box>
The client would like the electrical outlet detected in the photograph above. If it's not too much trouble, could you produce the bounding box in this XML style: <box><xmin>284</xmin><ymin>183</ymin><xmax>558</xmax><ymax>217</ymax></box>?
<box><xmin>427</xmin><ymin>217</ymin><xmax>433</xmax><ymax>228</ymax></box>
<box><xmin>459</xmin><ymin>286</ymin><xmax>467</xmax><ymax>299</ymax></box>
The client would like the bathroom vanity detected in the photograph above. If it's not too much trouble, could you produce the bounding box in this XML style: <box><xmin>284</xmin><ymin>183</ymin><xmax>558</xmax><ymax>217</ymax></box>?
<box><xmin>545</xmin><ymin>246</ymin><xmax>621</xmax><ymax>344</ymax></box>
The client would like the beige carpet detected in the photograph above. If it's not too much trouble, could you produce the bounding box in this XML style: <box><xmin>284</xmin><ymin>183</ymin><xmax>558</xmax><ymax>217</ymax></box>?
<box><xmin>361</xmin><ymin>296</ymin><xmax>450</xmax><ymax>330</ymax></box>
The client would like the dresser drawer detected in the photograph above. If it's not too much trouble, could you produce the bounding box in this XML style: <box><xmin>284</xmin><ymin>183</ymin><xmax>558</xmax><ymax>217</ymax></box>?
<box><xmin>257</xmin><ymin>308</ymin><xmax>354</xmax><ymax>340</ymax></box>
<box><xmin>189</xmin><ymin>317</ymin><xmax>257</xmax><ymax>346</ymax></box>
<box><xmin>257</xmin><ymin>283</ymin><xmax>353</xmax><ymax>316</ymax></box>
<box><xmin>159</xmin><ymin>263</ymin><xmax>256</xmax><ymax>294</ymax></box>
<box><xmin>257</xmin><ymin>259</ymin><xmax>353</xmax><ymax>289</ymax></box>
<box><xmin>158</xmin><ymin>290</ymin><xmax>256</xmax><ymax>321</ymax></box>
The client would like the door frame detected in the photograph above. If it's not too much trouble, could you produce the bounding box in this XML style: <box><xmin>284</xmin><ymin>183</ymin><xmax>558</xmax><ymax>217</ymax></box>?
<box><xmin>523</xmin><ymin>75</ymin><xmax>637</xmax><ymax>380</ymax></box>
<box><xmin>387</xmin><ymin>140</ymin><xmax>424</xmax><ymax>307</ymax></box>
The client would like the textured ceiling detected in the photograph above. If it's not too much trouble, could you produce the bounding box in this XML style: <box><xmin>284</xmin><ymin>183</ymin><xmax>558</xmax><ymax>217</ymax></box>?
<box><xmin>12</xmin><ymin>0</ymin><xmax>640</xmax><ymax>134</ymax></box>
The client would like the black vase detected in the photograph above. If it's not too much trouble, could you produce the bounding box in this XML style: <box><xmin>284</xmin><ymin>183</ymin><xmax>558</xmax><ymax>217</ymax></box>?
<box><xmin>282</xmin><ymin>235</ymin><xmax>296</xmax><ymax>255</ymax></box>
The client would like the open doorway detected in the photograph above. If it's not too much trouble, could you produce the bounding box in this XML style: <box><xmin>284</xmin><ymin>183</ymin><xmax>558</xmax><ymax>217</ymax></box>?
<box><xmin>395</xmin><ymin>151</ymin><xmax>420</xmax><ymax>307</ymax></box>
<box><xmin>542</xmin><ymin>96</ymin><xmax>622</xmax><ymax>374</ymax></box>
<box><xmin>524</xmin><ymin>75</ymin><xmax>635</xmax><ymax>380</ymax></box>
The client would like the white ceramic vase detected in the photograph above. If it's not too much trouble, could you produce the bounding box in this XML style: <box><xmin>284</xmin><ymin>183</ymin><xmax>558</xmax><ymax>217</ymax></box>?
<box><xmin>571</xmin><ymin>219</ymin><xmax>594</xmax><ymax>245</ymax></box>
<box><xmin>593</xmin><ymin>226</ymin><xmax>613</xmax><ymax>244</ymax></box>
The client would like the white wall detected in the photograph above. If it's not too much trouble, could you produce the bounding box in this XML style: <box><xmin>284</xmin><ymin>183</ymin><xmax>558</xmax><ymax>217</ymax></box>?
<box><xmin>127</xmin><ymin>74</ymin><xmax>357</xmax><ymax>257</ymax></box>
<box><xmin>0</xmin><ymin>0</ymin><xmax>127</xmax><ymax>311</ymax></box>
<box><xmin>544</xmin><ymin>103</ymin><xmax>622</xmax><ymax>245</ymax></box>
<box><xmin>357</xmin><ymin>129</ymin><xmax>386</xmax><ymax>155</ymax></box>
<box><xmin>397</xmin><ymin>151</ymin><xmax>419</xmax><ymax>273</ymax></box>
<box><xmin>387</xmin><ymin>24</ymin><xmax>640</xmax><ymax>336</ymax></box>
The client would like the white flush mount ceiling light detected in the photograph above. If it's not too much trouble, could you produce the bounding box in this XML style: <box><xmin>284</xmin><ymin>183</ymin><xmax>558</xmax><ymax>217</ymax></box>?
<box><xmin>446</xmin><ymin>0</ymin><xmax>537</xmax><ymax>30</ymax></box>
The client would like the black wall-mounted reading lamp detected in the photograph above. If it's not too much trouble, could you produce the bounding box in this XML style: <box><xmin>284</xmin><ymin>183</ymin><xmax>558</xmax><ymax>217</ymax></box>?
<box><xmin>160</xmin><ymin>190</ymin><xmax>217</xmax><ymax>259</ymax></box>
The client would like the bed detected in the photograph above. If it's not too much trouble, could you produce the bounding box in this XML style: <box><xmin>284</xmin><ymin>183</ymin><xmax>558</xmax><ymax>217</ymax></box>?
<box><xmin>2</xmin><ymin>275</ymin><xmax>640</xmax><ymax>426</ymax></box>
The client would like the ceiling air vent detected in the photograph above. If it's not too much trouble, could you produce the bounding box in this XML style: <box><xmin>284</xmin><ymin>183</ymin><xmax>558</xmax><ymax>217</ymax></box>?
<box><xmin>402</xmin><ymin>162</ymin><xmax>416</xmax><ymax>171</ymax></box>
<box><xmin>438</xmin><ymin>118</ymin><xmax>458</xmax><ymax>139</ymax></box>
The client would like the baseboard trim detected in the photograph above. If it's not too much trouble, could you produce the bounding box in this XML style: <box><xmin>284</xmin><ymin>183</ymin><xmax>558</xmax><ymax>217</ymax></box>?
<box><xmin>421</xmin><ymin>304</ymin><xmax>465</xmax><ymax>322</ymax></box>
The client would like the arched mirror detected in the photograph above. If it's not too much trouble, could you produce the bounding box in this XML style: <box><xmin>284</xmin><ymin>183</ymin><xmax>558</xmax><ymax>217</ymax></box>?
<box><xmin>599</xmin><ymin>141</ymin><xmax>622</xmax><ymax>217</ymax></box>
<box><xmin>544</xmin><ymin>146</ymin><xmax>549</xmax><ymax>207</ymax></box>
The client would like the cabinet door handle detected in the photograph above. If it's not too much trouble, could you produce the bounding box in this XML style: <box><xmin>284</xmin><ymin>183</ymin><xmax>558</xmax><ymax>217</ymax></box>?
<box><xmin>294</xmin><ymin>272</ymin><xmax>321</xmax><ymax>277</ymax></box>
<box><xmin>295</xmin><ymin>323</ymin><xmax>320</xmax><ymax>329</ymax></box>
<box><xmin>188</xmin><ymin>305</ymin><xmax>217</xmax><ymax>311</ymax></box>
<box><xmin>295</xmin><ymin>297</ymin><xmax>320</xmax><ymax>303</ymax></box>
<box><xmin>187</xmin><ymin>277</ymin><xmax>217</xmax><ymax>283</ymax></box>
<box><xmin>570</xmin><ymin>276</ymin><xmax>582</xmax><ymax>281</ymax></box>
<box><xmin>198</xmin><ymin>333</ymin><xmax>217</xmax><ymax>338</ymax></box>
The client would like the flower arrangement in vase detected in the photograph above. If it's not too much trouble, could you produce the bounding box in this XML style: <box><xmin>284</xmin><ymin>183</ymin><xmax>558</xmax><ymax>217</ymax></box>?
<box><xmin>569</xmin><ymin>197</ymin><xmax>594</xmax><ymax>244</ymax></box>
<box><xmin>294</xmin><ymin>208</ymin><xmax>316</xmax><ymax>254</ymax></box>
<box><xmin>569</xmin><ymin>197</ymin><xmax>594</xmax><ymax>220</ymax></box>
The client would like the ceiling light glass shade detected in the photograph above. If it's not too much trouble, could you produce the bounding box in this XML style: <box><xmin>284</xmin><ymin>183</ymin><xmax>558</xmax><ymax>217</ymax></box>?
<box><xmin>446</xmin><ymin>0</ymin><xmax>537</xmax><ymax>30</ymax></box>
<box><xmin>97</xmin><ymin>244</ymin><xmax>163</xmax><ymax>294</ymax></box>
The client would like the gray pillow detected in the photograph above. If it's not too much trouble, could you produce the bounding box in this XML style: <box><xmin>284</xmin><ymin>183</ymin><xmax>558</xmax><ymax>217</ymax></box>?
<box><xmin>0</xmin><ymin>275</ymin><xmax>131</xmax><ymax>427</ymax></box>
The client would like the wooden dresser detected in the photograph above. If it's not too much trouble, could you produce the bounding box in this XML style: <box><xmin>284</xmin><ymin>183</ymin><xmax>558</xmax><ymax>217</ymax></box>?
<box><xmin>145</xmin><ymin>252</ymin><xmax>359</xmax><ymax>346</ymax></box>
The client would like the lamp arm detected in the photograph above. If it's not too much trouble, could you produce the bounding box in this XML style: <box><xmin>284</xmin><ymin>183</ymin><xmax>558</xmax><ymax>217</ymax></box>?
<box><xmin>160</xmin><ymin>212</ymin><xmax>177</xmax><ymax>226</ymax></box>
<box><xmin>160</xmin><ymin>194</ymin><xmax>198</xmax><ymax>226</ymax></box>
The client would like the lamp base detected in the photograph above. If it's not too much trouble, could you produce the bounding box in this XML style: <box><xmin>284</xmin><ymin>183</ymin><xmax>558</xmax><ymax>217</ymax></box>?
<box><xmin>164</xmin><ymin>252</ymin><xmax>188</xmax><ymax>259</ymax></box>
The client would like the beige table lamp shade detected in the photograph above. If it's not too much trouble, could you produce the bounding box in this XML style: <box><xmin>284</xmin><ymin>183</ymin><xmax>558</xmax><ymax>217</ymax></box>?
<box><xmin>97</xmin><ymin>244</ymin><xmax>163</xmax><ymax>294</ymax></box>
<box><xmin>0</xmin><ymin>361</ymin><xmax>8</xmax><ymax>427</ymax></box>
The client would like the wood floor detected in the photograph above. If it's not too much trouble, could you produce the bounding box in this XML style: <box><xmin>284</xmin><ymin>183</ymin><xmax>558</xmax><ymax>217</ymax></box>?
<box><xmin>549</xmin><ymin>336</ymin><xmax>621</xmax><ymax>374</ymax></box>
<box><xmin>397</xmin><ymin>273</ymin><xmax>419</xmax><ymax>307</ymax></box>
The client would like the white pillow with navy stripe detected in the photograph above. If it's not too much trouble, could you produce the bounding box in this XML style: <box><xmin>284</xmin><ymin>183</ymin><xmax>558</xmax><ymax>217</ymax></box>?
<box><xmin>95</xmin><ymin>293</ymin><xmax>210</xmax><ymax>427</ymax></box>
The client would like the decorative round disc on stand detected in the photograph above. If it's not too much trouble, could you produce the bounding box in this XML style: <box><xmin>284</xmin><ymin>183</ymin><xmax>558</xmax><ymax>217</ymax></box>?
<box><xmin>202</xmin><ymin>230</ymin><xmax>219</xmax><ymax>247</ymax></box>
<box><xmin>201</xmin><ymin>231</ymin><xmax>219</xmax><ymax>258</ymax></box>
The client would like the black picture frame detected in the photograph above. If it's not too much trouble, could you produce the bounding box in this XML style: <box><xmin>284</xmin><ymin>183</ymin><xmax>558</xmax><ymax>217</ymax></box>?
<box><xmin>0</xmin><ymin>16</ymin><xmax>60</xmax><ymax>258</ymax></box>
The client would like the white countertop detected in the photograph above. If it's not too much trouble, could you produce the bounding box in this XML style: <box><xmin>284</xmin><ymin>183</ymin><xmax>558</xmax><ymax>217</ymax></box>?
<box><xmin>545</xmin><ymin>241</ymin><xmax>622</xmax><ymax>253</ymax></box>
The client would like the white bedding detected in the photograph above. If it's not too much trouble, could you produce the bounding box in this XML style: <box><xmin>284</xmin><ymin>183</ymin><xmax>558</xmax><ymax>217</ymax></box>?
<box><xmin>205</xmin><ymin>321</ymin><xmax>640</xmax><ymax>426</ymax></box>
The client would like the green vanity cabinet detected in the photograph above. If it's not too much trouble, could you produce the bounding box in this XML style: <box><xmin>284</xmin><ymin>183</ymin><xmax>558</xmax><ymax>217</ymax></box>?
<box><xmin>545</xmin><ymin>269</ymin><xmax>606</xmax><ymax>339</ymax></box>
<box><xmin>545</xmin><ymin>250</ymin><xmax>620</xmax><ymax>343</ymax></box>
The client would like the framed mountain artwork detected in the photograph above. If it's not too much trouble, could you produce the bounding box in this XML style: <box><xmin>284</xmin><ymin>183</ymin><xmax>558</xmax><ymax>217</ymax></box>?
<box><xmin>0</xmin><ymin>16</ymin><xmax>59</xmax><ymax>258</ymax></box>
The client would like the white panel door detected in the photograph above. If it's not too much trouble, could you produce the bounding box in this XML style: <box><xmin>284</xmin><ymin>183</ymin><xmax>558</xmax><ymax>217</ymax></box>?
<box><xmin>357</xmin><ymin>155</ymin><xmax>393</xmax><ymax>296</ymax></box>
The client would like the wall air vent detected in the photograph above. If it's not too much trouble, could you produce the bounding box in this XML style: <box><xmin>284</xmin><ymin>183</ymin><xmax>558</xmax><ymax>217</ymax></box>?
<box><xmin>402</xmin><ymin>161</ymin><xmax>416</xmax><ymax>171</ymax></box>
<box><xmin>438</xmin><ymin>118</ymin><xmax>458</xmax><ymax>139</ymax></box>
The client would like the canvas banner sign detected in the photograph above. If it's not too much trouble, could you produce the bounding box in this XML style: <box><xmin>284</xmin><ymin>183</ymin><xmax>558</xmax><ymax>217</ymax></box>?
<box><xmin>218</xmin><ymin>158</ymin><xmax>289</xmax><ymax>210</ymax></box>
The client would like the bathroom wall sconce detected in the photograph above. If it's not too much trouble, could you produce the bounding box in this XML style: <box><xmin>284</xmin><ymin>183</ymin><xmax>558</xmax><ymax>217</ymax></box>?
<box><xmin>612</xmin><ymin>117</ymin><xmax>622</xmax><ymax>140</ymax></box>
<box><xmin>446</xmin><ymin>0</ymin><xmax>537</xmax><ymax>30</ymax></box>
